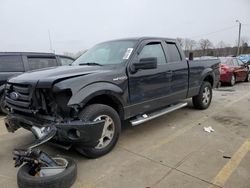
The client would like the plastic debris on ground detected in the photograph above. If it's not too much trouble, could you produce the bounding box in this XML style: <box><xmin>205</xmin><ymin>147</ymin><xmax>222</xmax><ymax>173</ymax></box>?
<box><xmin>203</xmin><ymin>126</ymin><xmax>215</xmax><ymax>133</ymax></box>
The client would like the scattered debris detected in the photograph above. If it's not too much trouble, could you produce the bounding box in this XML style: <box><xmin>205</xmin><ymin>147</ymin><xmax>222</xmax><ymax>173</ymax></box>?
<box><xmin>203</xmin><ymin>126</ymin><xmax>215</xmax><ymax>133</ymax></box>
<box><xmin>215</xmin><ymin>88</ymin><xmax>235</xmax><ymax>92</ymax></box>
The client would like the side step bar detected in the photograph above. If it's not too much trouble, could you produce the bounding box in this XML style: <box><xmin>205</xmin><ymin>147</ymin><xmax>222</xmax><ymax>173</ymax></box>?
<box><xmin>130</xmin><ymin>102</ymin><xmax>188</xmax><ymax>126</ymax></box>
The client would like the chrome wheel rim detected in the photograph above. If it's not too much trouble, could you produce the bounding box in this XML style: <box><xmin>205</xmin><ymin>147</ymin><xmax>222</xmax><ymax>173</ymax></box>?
<box><xmin>94</xmin><ymin>115</ymin><xmax>115</xmax><ymax>149</ymax></box>
<box><xmin>231</xmin><ymin>75</ymin><xmax>235</xmax><ymax>85</ymax></box>
<box><xmin>202</xmin><ymin>87</ymin><xmax>211</xmax><ymax>105</ymax></box>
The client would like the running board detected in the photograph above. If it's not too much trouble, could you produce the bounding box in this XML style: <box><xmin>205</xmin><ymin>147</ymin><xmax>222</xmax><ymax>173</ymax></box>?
<box><xmin>130</xmin><ymin>102</ymin><xmax>188</xmax><ymax>126</ymax></box>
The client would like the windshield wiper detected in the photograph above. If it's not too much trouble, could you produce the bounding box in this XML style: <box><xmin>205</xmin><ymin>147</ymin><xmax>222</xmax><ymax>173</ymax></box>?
<box><xmin>79</xmin><ymin>62</ymin><xmax>102</xmax><ymax>66</ymax></box>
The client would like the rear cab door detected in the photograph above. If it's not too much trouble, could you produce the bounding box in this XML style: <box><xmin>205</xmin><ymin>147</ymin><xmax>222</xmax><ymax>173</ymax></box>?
<box><xmin>162</xmin><ymin>40</ymin><xmax>189</xmax><ymax>100</ymax></box>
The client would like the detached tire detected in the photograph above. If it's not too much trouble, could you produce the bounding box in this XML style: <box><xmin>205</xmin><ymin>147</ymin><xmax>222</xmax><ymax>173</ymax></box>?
<box><xmin>0</xmin><ymin>94</ymin><xmax>6</xmax><ymax>114</ymax></box>
<box><xmin>192</xmin><ymin>81</ymin><xmax>212</xmax><ymax>110</ymax></box>
<box><xmin>75</xmin><ymin>104</ymin><xmax>121</xmax><ymax>159</ymax></box>
<box><xmin>17</xmin><ymin>157</ymin><xmax>77</xmax><ymax>188</ymax></box>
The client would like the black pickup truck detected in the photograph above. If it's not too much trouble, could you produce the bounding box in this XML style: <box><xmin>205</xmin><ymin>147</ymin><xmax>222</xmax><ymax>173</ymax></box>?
<box><xmin>3</xmin><ymin>37</ymin><xmax>220</xmax><ymax>158</ymax></box>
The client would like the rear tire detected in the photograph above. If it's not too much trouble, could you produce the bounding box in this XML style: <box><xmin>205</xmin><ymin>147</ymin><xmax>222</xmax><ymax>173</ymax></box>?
<box><xmin>75</xmin><ymin>104</ymin><xmax>121</xmax><ymax>158</ymax></box>
<box><xmin>244</xmin><ymin>73</ymin><xmax>250</xmax><ymax>82</ymax></box>
<box><xmin>192</xmin><ymin>81</ymin><xmax>212</xmax><ymax>110</ymax></box>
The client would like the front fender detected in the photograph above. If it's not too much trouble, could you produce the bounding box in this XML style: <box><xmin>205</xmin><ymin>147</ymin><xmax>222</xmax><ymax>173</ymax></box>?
<box><xmin>68</xmin><ymin>82</ymin><xmax>124</xmax><ymax>107</ymax></box>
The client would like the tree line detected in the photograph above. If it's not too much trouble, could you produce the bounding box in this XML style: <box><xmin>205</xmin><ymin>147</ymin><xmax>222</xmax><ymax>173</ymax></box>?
<box><xmin>176</xmin><ymin>37</ymin><xmax>250</xmax><ymax>58</ymax></box>
<box><xmin>64</xmin><ymin>37</ymin><xmax>250</xmax><ymax>59</ymax></box>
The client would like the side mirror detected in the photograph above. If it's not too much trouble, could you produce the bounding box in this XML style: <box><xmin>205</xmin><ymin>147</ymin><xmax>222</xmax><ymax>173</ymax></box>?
<box><xmin>131</xmin><ymin>57</ymin><xmax>157</xmax><ymax>73</ymax></box>
<box><xmin>189</xmin><ymin>52</ymin><xmax>194</xmax><ymax>61</ymax></box>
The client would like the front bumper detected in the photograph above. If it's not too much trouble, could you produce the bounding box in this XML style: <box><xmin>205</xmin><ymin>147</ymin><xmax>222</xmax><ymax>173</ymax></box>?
<box><xmin>5</xmin><ymin>114</ymin><xmax>105</xmax><ymax>148</ymax></box>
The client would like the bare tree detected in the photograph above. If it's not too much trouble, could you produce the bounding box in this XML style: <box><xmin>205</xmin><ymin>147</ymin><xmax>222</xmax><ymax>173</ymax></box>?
<box><xmin>184</xmin><ymin>38</ymin><xmax>196</xmax><ymax>51</ymax></box>
<box><xmin>176</xmin><ymin>37</ymin><xmax>184</xmax><ymax>48</ymax></box>
<box><xmin>198</xmin><ymin>39</ymin><xmax>213</xmax><ymax>56</ymax></box>
<box><xmin>240</xmin><ymin>36</ymin><xmax>249</xmax><ymax>54</ymax></box>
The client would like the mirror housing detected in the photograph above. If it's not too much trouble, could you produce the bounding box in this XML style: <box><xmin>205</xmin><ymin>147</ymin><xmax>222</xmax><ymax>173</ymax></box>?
<box><xmin>131</xmin><ymin>57</ymin><xmax>157</xmax><ymax>73</ymax></box>
<box><xmin>189</xmin><ymin>52</ymin><xmax>194</xmax><ymax>61</ymax></box>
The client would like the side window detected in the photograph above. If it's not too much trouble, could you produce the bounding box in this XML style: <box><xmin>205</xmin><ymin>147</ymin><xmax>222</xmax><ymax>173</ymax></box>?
<box><xmin>165</xmin><ymin>42</ymin><xmax>182</xmax><ymax>62</ymax></box>
<box><xmin>139</xmin><ymin>43</ymin><xmax>166</xmax><ymax>65</ymax></box>
<box><xmin>0</xmin><ymin>55</ymin><xmax>24</xmax><ymax>72</ymax></box>
<box><xmin>233</xmin><ymin>59</ymin><xmax>239</xmax><ymax>66</ymax></box>
<box><xmin>27</xmin><ymin>57</ymin><xmax>58</xmax><ymax>70</ymax></box>
<box><xmin>59</xmin><ymin>57</ymin><xmax>74</xmax><ymax>66</ymax></box>
<box><xmin>237</xmin><ymin>59</ymin><xmax>244</xmax><ymax>66</ymax></box>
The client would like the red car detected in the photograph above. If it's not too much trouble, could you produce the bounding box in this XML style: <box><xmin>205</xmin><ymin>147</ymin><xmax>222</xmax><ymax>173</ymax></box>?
<box><xmin>219</xmin><ymin>57</ymin><xmax>249</xmax><ymax>86</ymax></box>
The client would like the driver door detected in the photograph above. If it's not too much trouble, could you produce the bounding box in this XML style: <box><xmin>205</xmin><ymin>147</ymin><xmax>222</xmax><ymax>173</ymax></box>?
<box><xmin>128</xmin><ymin>40</ymin><xmax>172</xmax><ymax>115</ymax></box>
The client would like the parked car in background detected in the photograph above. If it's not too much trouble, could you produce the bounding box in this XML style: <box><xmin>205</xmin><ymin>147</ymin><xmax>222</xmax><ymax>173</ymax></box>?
<box><xmin>238</xmin><ymin>54</ymin><xmax>250</xmax><ymax>66</ymax></box>
<box><xmin>0</xmin><ymin>52</ymin><xmax>74</xmax><ymax>112</ymax></box>
<box><xmin>219</xmin><ymin>57</ymin><xmax>249</xmax><ymax>86</ymax></box>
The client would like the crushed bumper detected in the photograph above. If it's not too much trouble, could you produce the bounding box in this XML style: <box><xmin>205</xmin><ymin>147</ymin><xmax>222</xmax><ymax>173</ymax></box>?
<box><xmin>5</xmin><ymin>114</ymin><xmax>105</xmax><ymax>148</ymax></box>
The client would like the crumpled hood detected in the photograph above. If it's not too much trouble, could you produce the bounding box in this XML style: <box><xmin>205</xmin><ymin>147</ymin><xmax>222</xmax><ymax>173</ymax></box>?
<box><xmin>8</xmin><ymin>66</ymin><xmax>108</xmax><ymax>86</ymax></box>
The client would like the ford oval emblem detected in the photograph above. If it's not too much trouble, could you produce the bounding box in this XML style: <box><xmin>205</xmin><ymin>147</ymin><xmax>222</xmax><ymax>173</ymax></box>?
<box><xmin>10</xmin><ymin>92</ymin><xmax>19</xmax><ymax>100</ymax></box>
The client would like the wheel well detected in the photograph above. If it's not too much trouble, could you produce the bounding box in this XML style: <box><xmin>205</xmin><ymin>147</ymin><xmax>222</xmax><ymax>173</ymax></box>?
<box><xmin>204</xmin><ymin>75</ymin><xmax>214</xmax><ymax>87</ymax></box>
<box><xmin>84</xmin><ymin>94</ymin><xmax>124</xmax><ymax>119</ymax></box>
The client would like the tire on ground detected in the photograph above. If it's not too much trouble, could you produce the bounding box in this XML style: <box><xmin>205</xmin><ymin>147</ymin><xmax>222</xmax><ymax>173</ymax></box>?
<box><xmin>75</xmin><ymin>104</ymin><xmax>121</xmax><ymax>159</ymax></box>
<box><xmin>192</xmin><ymin>81</ymin><xmax>212</xmax><ymax>110</ymax></box>
<box><xmin>17</xmin><ymin>157</ymin><xmax>77</xmax><ymax>188</ymax></box>
<box><xmin>244</xmin><ymin>73</ymin><xmax>250</xmax><ymax>82</ymax></box>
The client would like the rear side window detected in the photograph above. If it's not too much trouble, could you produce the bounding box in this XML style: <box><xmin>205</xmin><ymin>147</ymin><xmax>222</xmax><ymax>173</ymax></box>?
<box><xmin>27</xmin><ymin>57</ymin><xmax>58</xmax><ymax>70</ymax></box>
<box><xmin>165</xmin><ymin>42</ymin><xmax>182</xmax><ymax>62</ymax></box>
<box><xmin>0</xmin><ymin>55</ymin><xmax>24</xmax><ymax>72</ymax></box>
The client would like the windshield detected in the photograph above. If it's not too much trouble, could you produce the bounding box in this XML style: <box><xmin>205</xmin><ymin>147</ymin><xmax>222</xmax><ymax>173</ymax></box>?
<box><xmin>72</xmin><ymin>40</ymin><xmax>136</xmax><ymax>66</ymax></box>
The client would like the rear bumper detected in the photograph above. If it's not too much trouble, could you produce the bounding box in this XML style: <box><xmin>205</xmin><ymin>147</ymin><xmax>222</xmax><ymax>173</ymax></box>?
<box><xmin>5</xmin><ymin>114</ymin><xmax>105</xmax><ymax>147</ymax></box>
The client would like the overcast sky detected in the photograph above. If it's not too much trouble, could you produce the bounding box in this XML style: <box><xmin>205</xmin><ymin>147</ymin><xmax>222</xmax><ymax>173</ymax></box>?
<box><xmin>0</xmin><ymin>0</ymin><xmax>249</xmax><ymax>54</ymax></box>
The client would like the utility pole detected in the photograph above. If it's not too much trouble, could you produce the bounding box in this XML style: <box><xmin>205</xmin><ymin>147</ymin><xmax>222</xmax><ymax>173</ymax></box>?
<box><xmin>236</xmin><ymin>20</ymin><xmax>241</xmax><ymax>56</ymax></box>
<box><xmin>48</xmin><ymin>30</ymin><xmax>55</xmax><ymax>53</ymax></box>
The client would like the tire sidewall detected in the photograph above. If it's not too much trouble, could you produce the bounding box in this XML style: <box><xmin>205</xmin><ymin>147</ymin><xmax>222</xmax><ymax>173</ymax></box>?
<box><xmin>200</xmin><ymin>82</ymin><xmax>212</xmax><ymax>109</ymax></box>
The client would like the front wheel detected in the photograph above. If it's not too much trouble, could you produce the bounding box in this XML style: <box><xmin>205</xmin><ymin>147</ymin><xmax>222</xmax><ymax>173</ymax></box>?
<box><xmin>230</xmin><ymin>74</ymin><xmax>236</xmax><ymax>86</ymax></box>
<box><xmin>75</xmin><ymin>104</ymin><xmax>121</xmax><ymax>158</ymax></box>
<box><xmin>192</xmin><ymin>81</ymin><xmax>212</xmax><ymax>110</ymax></box>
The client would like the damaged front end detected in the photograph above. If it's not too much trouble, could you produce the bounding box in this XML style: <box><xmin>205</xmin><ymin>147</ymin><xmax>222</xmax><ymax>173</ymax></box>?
<box><xmin>4</xmin><ymin>82</ymin><xmax>105</xmax><ymax>149</ymax></box>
